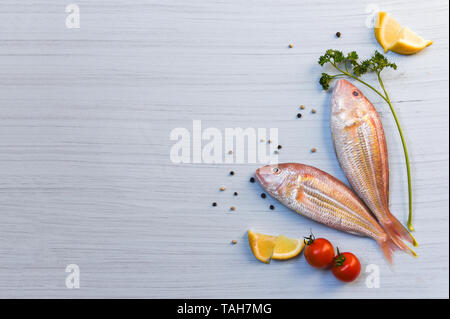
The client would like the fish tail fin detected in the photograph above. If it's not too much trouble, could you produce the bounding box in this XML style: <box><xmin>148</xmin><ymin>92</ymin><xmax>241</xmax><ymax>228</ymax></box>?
<box><xmin>377</xmin><ymin>236</ymin><xmax>397</xmax><ymax>264</ymax></box>
<box><xmin>382</xmin><ymin>211</ymin><xmax>418</xmax><ymax>247</ymax></box>
<box><xmin>377</xmin><ymin>233</ymin><xmax>417</xmax><ymax>264</ymax></box>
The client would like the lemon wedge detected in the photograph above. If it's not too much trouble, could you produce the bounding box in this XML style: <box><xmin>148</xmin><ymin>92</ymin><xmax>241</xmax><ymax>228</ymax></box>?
<box><xmin>272</xmin><ymin>234</ymin><xmax>305</xmax><ymax>260</ymax></box>
<box><xmin>374</xmin><ymin>12</ymin><xmax>433</xmax><ymax>55</ymax></box>
<box><xmin>375</xmin><ymin>12</ymin><xmax>403</xmax><ymax>53</ymax></box>
<box><xmin>248</xmin><ymin>230</ymin><xmax>276</xmax><ymax>263</ymax></box>
<box><xmin>389</xmin><ymin>27</ymin><xmax>433</xmax><ymax>55</ymax></box>
<box><xmin>248</xmin><ymin>231</ymin><xmax>304</xmax><ymax>263</ymax></box>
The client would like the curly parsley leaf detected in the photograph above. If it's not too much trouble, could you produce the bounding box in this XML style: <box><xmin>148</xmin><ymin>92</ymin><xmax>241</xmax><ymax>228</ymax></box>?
<box><xmin>319</xmin><ymin>73</ymin><xmax>333</xmax><ymax>90</ymax></box>
<box><xmin>318</xmin><ymin>49</ymin><xmax>397</xmax><ymax>88</ymax></box>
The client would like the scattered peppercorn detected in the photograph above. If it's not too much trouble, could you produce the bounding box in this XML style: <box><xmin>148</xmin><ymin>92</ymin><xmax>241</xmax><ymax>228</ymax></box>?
<box><xmin>268</xmin><ymin>139</ymin><xmax>272</xmax><ymax>144</ymax></box>
<box><xmin>297</xmin><ymin>113</ymin><xmax>302</xmax><ymax>118</ymax></box>
<box><xmin>288</xmin><ymin>43</ymin><xmax>293</xmax><ymax>48</ymax></box>
<box><xmin>261</xmin><ymin>193</ymin><xmax>267</xmax><ymax>199</ymax></box>
<box><xmin>260</xmin><ymin>138</ymin><xmax>265</xmax><ymax>142</ymax></box>
<box><xmin>234</xmin><ymin>192</ymin><xmax>238</xmax><ymax>196</ymax></box>
<box><xmin>250</xmin><ymin>177</ymin><xmax>255</xmax><ymax>183</ymax></box>
<box><xmin>274</xmin><ymin>150</ymin><xmax>279</xmax><ymax>154</ymax></box>
<box><xmin>311</xmin><ymin>148</ymin><xmax>317</xmax><ymax>153</ymax></box>
<box><xmin>311</xmin><ymin>109</ymin><xmax>317</xmax><ymax>114</ymax></box>
<box><xmin>269</xmin><ymin>205</ymin><xmax>275</xmax><ymax>210</ymax></box>
<box><xmin>230</xmin><ymin>206</ymin><xmax>236</xmax><ymax>211</ymax></box>
<box><xmin>231</xmin><ymin>240</ymin><xmax>237</xmax><ymax>245</ymax></box>
<box><xmin>336</xmin><ymin>32</ymin><xmax>341</xmax><ymax>38</ymax></box>
<box><xmin>229</xmin><ymin>171</ymin><xmax>234</xmax><ymax>176</ymax></box>
<box><xmin>220</xmin><ymin>186</ymin><xmax>226</xmax><ymax>191</ymax></box>
<box><xmin>277</xmin><ymin>145</ymin><xmax>282</xmax><ymax>150</ymax></box>
<box><xmin>212</xmin><ymin>202</ymin><xmax>217</xmax><ymax>207</ymax></box>
<box><xmin>228</xmin><ymin>150</ymin><xmax>233</xmax><ymax>155</ymax></box>
<box><xmin>300</xmin><ymin>105</ymin><xmax>305</xmax><ymax>110</ymax></box>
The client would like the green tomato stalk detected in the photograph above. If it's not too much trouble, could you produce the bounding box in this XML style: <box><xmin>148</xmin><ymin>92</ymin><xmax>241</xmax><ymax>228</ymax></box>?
<box><xmin>319</xmin><ymin>50</ymin><xmax>414</xmax><ymax>232</ymax></box>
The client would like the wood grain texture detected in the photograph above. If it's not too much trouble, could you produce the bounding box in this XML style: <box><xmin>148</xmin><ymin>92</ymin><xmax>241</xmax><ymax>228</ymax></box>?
<box><xmin>0</xmin><ymin>0</ymin><xmax>448</xmax><ymax>298</ymax></box>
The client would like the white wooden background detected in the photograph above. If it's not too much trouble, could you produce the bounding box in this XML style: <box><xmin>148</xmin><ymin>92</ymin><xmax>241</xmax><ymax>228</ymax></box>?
<box><xmin>0</xmin><ymin>0</ymin><xmax>448</xmax><ymax>298</ymax></box>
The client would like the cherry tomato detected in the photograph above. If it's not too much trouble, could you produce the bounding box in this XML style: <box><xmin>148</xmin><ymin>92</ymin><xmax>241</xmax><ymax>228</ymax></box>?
<box><xmin>303</xmin><ymin>235</ymin><xmax>334</xmax><ymax>268</ymax></box>
<box><xmin>332</xmin><ymin>249</ymin><xmax>361</xmax><ymax>282</ymax></box>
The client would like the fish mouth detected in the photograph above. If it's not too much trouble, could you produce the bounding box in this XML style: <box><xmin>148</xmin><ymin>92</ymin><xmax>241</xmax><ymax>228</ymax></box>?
<box><xmin>331</xmin><ymin>79</ymin><xmax>352</xmax><ymax>114</ymax></box>
<box><xmin>255</xmin><ymin>167</ymin><xmax>264</xmax><ymax>185</ymax></box>
<box><xmin>337</xmin><ymin>78</ymin><xmax>351</xmax><ymax>89</ymax></box>
<box><xmin>332</xmin><ymin>79</ymin><xmax>350</xmax><ymax>96</ymax></box>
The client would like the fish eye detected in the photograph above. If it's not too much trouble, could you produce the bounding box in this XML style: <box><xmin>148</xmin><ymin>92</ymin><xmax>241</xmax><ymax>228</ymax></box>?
<box><xmin>353</xmin><ymin>91</ymin><xmax>359</xmax><ymax>96</ymax></box>
<box><xmin>272</xmin><ymin>167</ymin><xmax>280</xmax><ymax>174</ymax></box>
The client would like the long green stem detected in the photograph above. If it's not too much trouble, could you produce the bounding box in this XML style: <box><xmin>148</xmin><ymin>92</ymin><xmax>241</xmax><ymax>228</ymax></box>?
<box><xmin>377</xmin><ymin>73</ymin><xmax>414</xmax><ymax>231</ymax></box>
<box><xmin>331</xmin><ymin>63</ymin><xmax>414</xmax><ymax>232</ymax></box>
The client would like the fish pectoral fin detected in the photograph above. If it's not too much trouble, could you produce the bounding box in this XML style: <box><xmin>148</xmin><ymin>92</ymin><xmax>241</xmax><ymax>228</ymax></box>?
<box><xmin>295</xmin><ymin>187</ymin><xmax>303</xmax><ymax>203</ymax></box>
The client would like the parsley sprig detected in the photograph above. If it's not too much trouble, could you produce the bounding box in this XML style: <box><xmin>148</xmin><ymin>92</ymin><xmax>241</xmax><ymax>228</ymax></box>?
<box><xmin>319</xmin><ymin>49</ymin><xmax>414</xmax><ymax>232</ymax></box>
